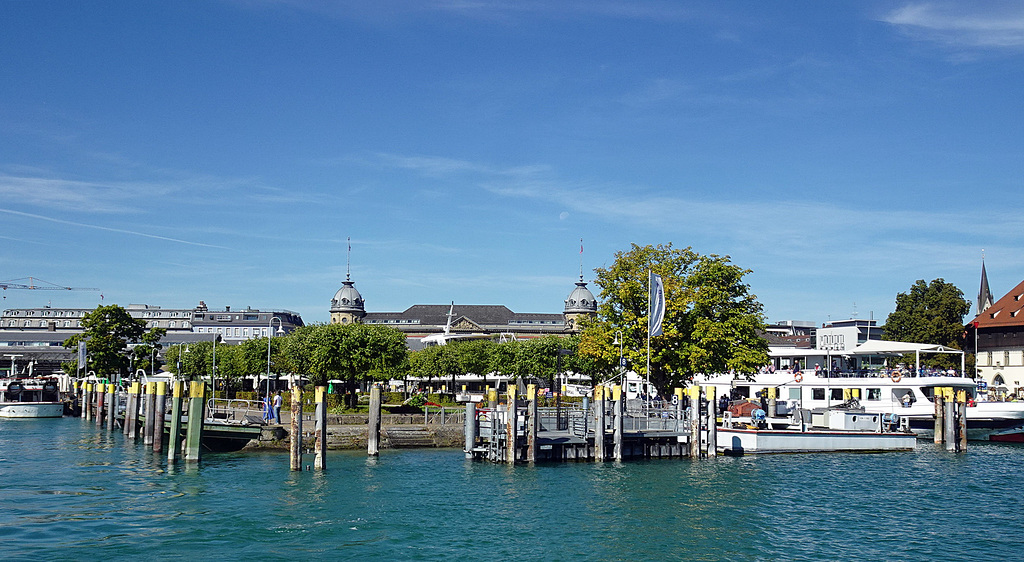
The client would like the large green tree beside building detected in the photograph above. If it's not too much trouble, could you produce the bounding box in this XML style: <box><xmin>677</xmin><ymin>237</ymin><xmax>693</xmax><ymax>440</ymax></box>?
<box><xmin>63</xmin><ymin>304</ymin><xmax>166</xmax><ymax>379</ymax></box>
<box><xmin>581</xmin><ymin>243</ymin><xmax>768</xmax><ymax>393</ymax></box>
<box><xmin>883</xmin><ymin>278</ymin><xmax>971</xmax><ymax>369</ymax></box>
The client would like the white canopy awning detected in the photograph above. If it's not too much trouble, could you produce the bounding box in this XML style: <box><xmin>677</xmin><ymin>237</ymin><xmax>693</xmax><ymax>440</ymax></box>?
<box><xmin>848</xmin><ymin>340</ymin><xmax>962</xmax><ymax>356</ymax></box>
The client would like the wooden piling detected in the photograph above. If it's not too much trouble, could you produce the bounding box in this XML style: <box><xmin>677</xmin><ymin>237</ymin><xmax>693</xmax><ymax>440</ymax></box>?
<box><xmin>487</xmin><ymin>387</ymin><xmax>497</xmax><ymax>409</ymax></box>
<box><xmin>126</xmin><ymin>382</ymin><xmax>140</xmax><ymax>439</ymax></box>
<box><xmin>106</xmin><ymin>383</ymin><xmax>117</xmax><ymax>432</ymax></box>
<box><xmin>934</xmin><ymin>387</ymin><xmax>945</xmax><ymax>444</ymax></box>
<box><xmin>184</xmin><ymin>381</ymin><xmax>206</xmax><ymax>463</ymax></box>
<box><xmin>525</xmin><ymin>384</ymin><xmax>537</xmax><ymax>463</ymax></box>
<box><xmin>954</xmin><ymin>391</ymin><xmax>962</xmax><ymax>450</ymax></box>
<box><xmin>290</xmin><ymin>384</ymin><xmax>304</xmax><ymax>470</ymax></box>
<box><xmin>95</xmin><ymin>383</ymin><xmax>105</xmax><ymax>426</ymax></box>
<box><xmin>167</xmin><ymin>381</ymin><xmax>184</xmax><ymax>463</ymax></box>
<box><xmin>144</xmin><ymin>382</ymin><xmax>157</xmax><ymax>446</ymax></box>
<box><xmin>314</xmin><ymin>386</ymin><xmax>327</xmax><ymax>470</ymax></box>
<box><xmin>705</xmin><ymin>385</ymin><xmax>717</xmax><ymax>457</ymax></box>
<box><xmin>688</xmin><ymin>386</ymin><xmax>701</xmax><ymax>458</ymax></box>
<box><xmin>366</xmin><ymin>384</ymin><xmax>380</xmax><ymax>457</ymax></box>
<box><xmin>594</xmin><ymin>386</ymin><xmax>605</xmax><ymax>462</ymax></box>
<box><xmin>464</xmin><ymin>399</ymin><xmax>477</xmax><ymax>460</ymax></box>
<box><xmin>767</xmin><ymin>386</ymin><xmax>777</xmax><ymax>419</ymax></box>
<box><xmin>613</xmin><ymin>385</ymin><xmax>623</xmax><ymax>462</ymax></box>
<box><xmin>153</xmin><ymin>382</ymin><xmax>167</xmax><ymax>454</ymax></box>
<box><xmin>944</xmin><ymin>389</ymin><xmax>956</xmax><ymax>452</ymax></box>
<box><xmin>505</xmin><ymin>389</ymin><xmax>517</xmax><ymax>465</ymax></box>
<box><xmin>84</xmin><ymin>382</ymin><xmax>93</xmax><ymax>421</ymax></box>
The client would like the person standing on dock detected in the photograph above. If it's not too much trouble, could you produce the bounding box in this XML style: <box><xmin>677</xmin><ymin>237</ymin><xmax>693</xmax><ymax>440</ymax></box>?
<box><xmin>263</xmin><ymin>395</ymin><xmax>272</xmax><ymax>423</ymax></box>
<box><xmin>273</xmin><ymin>391</ymin><xmax>283</xmax><ymax>424</ymax></box>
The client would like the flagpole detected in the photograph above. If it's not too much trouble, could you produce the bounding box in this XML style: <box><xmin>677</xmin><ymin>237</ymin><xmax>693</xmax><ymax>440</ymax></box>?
<box><xmin>646</xmin><ymin>269</ymin><xmax>651</xmax><ymax>414</ymax></box>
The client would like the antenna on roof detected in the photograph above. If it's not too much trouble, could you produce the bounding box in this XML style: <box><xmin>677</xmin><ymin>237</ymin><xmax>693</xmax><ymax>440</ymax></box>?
<box><xmin>579</xmin><ymin>238</ymin><xmax>584</xmax><ymax>281</ymax></box>
<box><xmin>346</xmin><ymin>237</ymin><xmax>352</xmax><ymax>282</ymax></box>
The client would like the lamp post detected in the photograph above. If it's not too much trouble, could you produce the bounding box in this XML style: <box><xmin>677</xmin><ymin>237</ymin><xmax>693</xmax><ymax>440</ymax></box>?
<box><xmin>613</xmin><ymin>331</ymin><xmax>624</xmax><ymax>384</ymax></box>
<box><xmin>266</xmin><ymin>317</ymin><xmax>285</xmax><ymax>399</ymax></box>
<box><xmin>555</xmin><ymin>348</ymin><xmax>574</xmax><ymax>431</ymax></box>
<box><xmin>211</xmin><ymin>335</ymin><xmax>218</xmax><ymax>399</ymax></box>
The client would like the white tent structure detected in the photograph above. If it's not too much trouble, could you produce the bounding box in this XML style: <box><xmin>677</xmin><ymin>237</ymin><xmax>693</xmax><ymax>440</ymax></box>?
<box><xmin>846</xmin><ymin>340</ymin><xmax>965</xmax><ymax>375</ymax></box>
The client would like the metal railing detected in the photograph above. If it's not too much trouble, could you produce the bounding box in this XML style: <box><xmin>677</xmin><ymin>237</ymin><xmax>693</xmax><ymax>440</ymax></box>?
<box><xmin>207</xmin><ymin>398</ymin><xmax>264</xmax><ymax>423</ymax></box>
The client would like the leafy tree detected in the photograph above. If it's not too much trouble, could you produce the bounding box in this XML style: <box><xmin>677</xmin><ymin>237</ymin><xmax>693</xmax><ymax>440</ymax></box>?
<box><xmin>582</xmin><ymin>243</ymin><xmax>767</xmax><ymax>394</ymax></box>
<box><xmin>883</xmin><ymin>278</ymin><xmax>970</xmax><ymax>369</ymax></box>
<box><xmin>63</xmin><ymin>304</ymin><xmax>166</xmax><ymax>380</ymax></box>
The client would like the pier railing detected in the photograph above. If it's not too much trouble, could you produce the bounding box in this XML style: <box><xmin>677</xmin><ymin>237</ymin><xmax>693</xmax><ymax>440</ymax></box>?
<box><xmin>208</xmin><ymin>398</ymin><xmax>264</xmax><ymax>424</ymax></box>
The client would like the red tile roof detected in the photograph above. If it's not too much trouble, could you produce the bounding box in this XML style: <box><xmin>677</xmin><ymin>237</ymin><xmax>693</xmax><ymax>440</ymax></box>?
<box><xmin>969</xmin><ymin>278</ymin><xmax>1024</xmax><ymax>328</ymax></box>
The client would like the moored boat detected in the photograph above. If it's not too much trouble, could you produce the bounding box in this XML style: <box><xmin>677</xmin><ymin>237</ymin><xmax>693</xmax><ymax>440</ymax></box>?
<box><xmin>989</xmin><ymin>426</ymin><xmax>1024</xmax><ymax>443</ymax></box>
<box><xmin>0</xmin><ymin>378</ymin><xmax>65</xmax><ymax>418</ymax></box>
<box><xmin>718</xmin><ymin>408</ymin><xmax>916</xmax><ymax>455</ymax></box>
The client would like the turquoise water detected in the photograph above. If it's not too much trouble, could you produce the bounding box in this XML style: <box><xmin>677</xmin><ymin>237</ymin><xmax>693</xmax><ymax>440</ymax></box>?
<box><xmin>1</xmin><ymin>417</ymin><xmax>1021</xmax><ymax>560</ymax></box>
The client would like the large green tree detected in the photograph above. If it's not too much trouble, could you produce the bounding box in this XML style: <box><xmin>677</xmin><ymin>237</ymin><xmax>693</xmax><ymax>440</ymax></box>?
<box><xmin>883</xmin><ymin>278</ymin><xmax>970</xmax><ymax>369</ymax></box>
<box><xmin>582</xmin><ymin>243</ymin><xmax>767</xmax><ymax>393</ymax></box>
<box><xmin>63</xmin><ymin>304</ymin><xmax>166</xmax><ymax>380</ymax></box>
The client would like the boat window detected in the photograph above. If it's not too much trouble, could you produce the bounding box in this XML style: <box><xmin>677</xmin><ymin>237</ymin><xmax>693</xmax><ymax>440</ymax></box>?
<box><xmin>831</xmin><ymin>389</ymin><xmax>844</xmax><ymax>400</ymax></box>
<box><xmin>892</xmin><ymin>388</ymin><xmax>916</xmax><ymax>405</ymax></box>
<box><xmin>812</xmin><ymin>388</ymin><xmax>825</xmax><ymax>400</ymax></box>
<box><xmin>867</xmin><ymin>388</ymin><xmax>881</xmax><ymax>401</ymax></box>
<box><xmin>734</xmin><ymin>386</ymin><xmax>750</xmax><ymax>399</ymax></box>
<box><xmin>788</xmin><ymin>388</ymin><xmax>801</xmax><ymax>400</ymax></box>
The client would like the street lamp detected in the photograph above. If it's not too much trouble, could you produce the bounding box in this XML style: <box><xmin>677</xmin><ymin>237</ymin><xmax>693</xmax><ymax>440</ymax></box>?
<box><xmin>613</xmin><ymin>331</ymin><xmax>624</xmax><ymax>383</ymax></box>
<box><xmin>266</xmin><ymin>317</ymin><xmax>285</xmax><ymax>399</ymax></box>
<box><xmin>555</xmin><ymin>348</ymin><xmax>574</xmax><ymax>431</ymax></box>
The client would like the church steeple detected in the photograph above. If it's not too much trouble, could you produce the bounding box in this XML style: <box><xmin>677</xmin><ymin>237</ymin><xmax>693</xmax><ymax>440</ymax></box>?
<box><xmin>979</xmin><ymin>251</ymin><xmax>994</xmax><ymax>315</ymax></box>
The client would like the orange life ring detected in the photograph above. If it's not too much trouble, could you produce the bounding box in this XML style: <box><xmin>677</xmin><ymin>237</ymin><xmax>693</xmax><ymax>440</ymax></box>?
<box><xmin>794</xmin><ymin>373</ymin><xmax>803</xmax><ymax>383</ymax></box>
<box><xmin>890</xmin><ymin>372</ymin><xmax>902</xmax><ymax>383</ymax></box>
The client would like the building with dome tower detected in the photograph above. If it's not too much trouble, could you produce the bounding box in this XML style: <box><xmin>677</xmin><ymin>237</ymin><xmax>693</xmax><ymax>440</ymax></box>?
<box><xmin>563</xmin><ymin>274</ymin><xmax>598</xmax><ymax>332</ymax></box>
<box><xmin>329</xmin><ymin>276</ymin><xmax>365</xmax><ymax>325</ymax></box>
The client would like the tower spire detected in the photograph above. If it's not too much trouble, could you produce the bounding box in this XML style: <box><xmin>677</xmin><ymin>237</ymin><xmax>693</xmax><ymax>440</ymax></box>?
<box><xmin>346</xmin><ymin>237</ymin><xmax>352</xmax><ymax>282</ymax></box>
<box><xmin>979</xmin><ymin>250</ymin><xmax>993</xmax><ymax>314</ymax></box>
<box><xmin>579</xmin><ymin>238</ymin><xmax>584</xmax><ymax>281</ymax></box>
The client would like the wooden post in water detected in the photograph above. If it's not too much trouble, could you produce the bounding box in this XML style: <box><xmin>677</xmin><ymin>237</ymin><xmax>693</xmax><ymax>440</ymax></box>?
<box><xmin>933</xmin><ymin>387</ymin><xmax>945</xmax><ymax>444</ymax></box>
<box><xmin>594</xmin><ymin>385</ymin><xmax>605</xmax><ymax>462</ymax></box>
<box><xmin>84</xmin><ymin>382</ymin><xmax>93</xmax><ymax>421</ymax></box>
<box><xmin>956</xmin><ymin>389</ymin><xmax>968</xmax><ymax>452</ymax></box>
<box><xmin>314</xmin><ymin>386</ymin><xmax>328</xmax><ymax>470</ymax></box>
<box><xmin>525</xmin><ymin>384</ymin><xmax>537</xmax><ymax>463</ymax></box>
<box><xmin>144</xmin><ymin>382</ymin><xmax>157</xmax><ymax>447</ymax></box>
<box><xmin>153</xmin><ymin>382</ymin><xmax>167</xmax><ymax>454</ymax></box>
<box><xmin>612</xmin><ymin>385</ymin><xmax>623</xmax><ymax>462</ymax></box>
<box><xmin>167</xmin><ymin>381</ymin><xmax>185</xmax><ymax>463</ymax></box>
<box><xmin>290</xmin><ymin>384</ymin><xmax>304</xmax><ymax>470</ymax></box>
<box><xmin>487</xmin><ymin>387</ymin><xmax>497</xmax><ymax>409</ymax></box>
<box><xmin>366</xmin><ymin>384</ymin><xmax>380</xmax><ymax>458</ymax></box>
<box><xmin>106</xmin><ymin>383</ymin><xmax>117</xmax><ymax>432</ymax></box>
<box><xmin>125</xmin><ymin>382</ymin><xmax>140</xmax><ymax>439</ymax></box>
<box><xmin>767</xmin><ymin>386</ymin><xmax>777</xmax><ymax>419</ymax></box>
<box><xmin>95</xmin><ymin>383</ymin><xmax>105</xmax><ymax>426</ymax></box>
<box><xmin>944</xmin><ymin>388</ymin><xmax>956</xmax><ymax>452</ymax></box>
<box><xmin>505</xmin><ymin>388</ymin><xmax>517</xmax><ymax>465</ymax></box>
<box><xmin>705</xmin><ymin>385</ymin><xmax>717</xmax><ymax>458</ymax></box>
<box><xmin>184</xmin><ymin>381</ymin><xmax>207</xmax><ymax>463</ymax></box>
<box><xmin>465</xmin><ymin>399</ymin><xmax>477</xmax><ymax>460</ymax></box>
<box><xmin>688</xmin><ymin>386</ymin><xmax>701</xmax><ymax>458</ymax></box>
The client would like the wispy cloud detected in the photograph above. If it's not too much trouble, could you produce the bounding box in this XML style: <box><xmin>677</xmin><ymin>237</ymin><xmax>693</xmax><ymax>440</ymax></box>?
<box><xmin>0</xmin><ymin>174</ymin><xmax>171</xmax><ymax>213</ymax></box>
<box><xmin>0</xmin><ymin>208</ymin><xmax>230</xmax><ymax>249</ymax></box>
<box><xmin>883</xmin><ymin>2</ymin><xmax>1024</xmax><ymax>49</ymax></box>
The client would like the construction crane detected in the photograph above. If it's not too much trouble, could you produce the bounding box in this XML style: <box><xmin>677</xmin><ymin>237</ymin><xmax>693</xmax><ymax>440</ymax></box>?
<box><xmin>0</xmin><ymin>277</ymin><xmax>100</xmax><ymax>299</ymax></box>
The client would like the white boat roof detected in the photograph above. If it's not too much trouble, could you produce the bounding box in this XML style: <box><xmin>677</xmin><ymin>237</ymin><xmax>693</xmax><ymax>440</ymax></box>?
<box><xmin>847</xmin><ymin>340</ymin><xmax>963</xmax><ymax>356</ymax></box>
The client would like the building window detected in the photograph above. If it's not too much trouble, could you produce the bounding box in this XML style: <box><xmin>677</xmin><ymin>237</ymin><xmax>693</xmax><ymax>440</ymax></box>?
<box><xmin>170</xmin><ymin>321</ymin><xmax>176</xmax><ymax>328</ymax></box>
<box><xmin>243</xmin><ymin>328</ymin><xmax>249</xmax><ymax>337</ymax></box>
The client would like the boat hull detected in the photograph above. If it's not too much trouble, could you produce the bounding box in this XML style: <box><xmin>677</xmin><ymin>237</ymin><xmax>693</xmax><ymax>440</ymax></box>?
<box><xmin>0</xmin><ymin>402</ymin><xmax>65</xmax><ymax>418</ymax></box>
<box><xmin>719</xmin><ymin>427</ymin><xmax>917</xmax><ymax>455</ymax></box>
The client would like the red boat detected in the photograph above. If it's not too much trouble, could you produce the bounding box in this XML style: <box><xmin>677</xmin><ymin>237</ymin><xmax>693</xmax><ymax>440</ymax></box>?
<box><xmin>989</xmin><ymin>426</ymin><xmax>1024</xmax><ymax>443</ymax></box>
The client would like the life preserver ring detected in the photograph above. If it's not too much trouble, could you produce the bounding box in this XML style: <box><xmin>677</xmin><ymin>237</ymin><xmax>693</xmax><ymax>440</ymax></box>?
<box><xmin>890</xmin><ymin>372</ymin><xmax>902</xmax><ymax>383</ymax></box>
<box><xmin>794</xmin><ymin>373</ymin><xmax>803</xmax><ymax>383</ymax></box>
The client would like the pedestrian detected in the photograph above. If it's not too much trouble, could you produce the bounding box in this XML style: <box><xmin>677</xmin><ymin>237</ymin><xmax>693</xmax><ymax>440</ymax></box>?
<box><xmin>262</xmin><ymin>394</ymin><xmax>272</xmax><ymax>422</ymax></box>
<box><xmin>273</xmin><ymin>391</ymin><xmax>283</xmax><ymax>424</ymax></box>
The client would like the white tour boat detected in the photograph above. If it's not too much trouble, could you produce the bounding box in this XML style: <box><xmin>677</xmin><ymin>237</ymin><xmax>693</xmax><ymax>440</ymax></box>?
<box><xmin>718</xmin><ymin>408</ymin><xmax>916</xmax><ymax>454</ymax></box>
<box><xmin>0</xmin><ymin>378</ymin><xmax>65</xmax><ymax>418</ymax></box>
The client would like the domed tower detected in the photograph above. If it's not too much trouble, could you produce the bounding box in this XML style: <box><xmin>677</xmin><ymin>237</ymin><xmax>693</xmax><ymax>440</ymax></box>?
<box><xmin>564</xmin><ymin>275</ymin><xmax>598</xmax><ymax>332</ymax></box>
<box><xmin>330</xmin><ymin>238</ymin><xmax>366</xmax><ymax>324</ymax></box>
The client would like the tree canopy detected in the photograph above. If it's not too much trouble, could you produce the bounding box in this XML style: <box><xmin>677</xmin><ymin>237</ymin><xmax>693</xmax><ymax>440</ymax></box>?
<box><xmin>63</xmin><ymin>304</ymin><xmax>166</xmax><ymax>379</ymax></box>
<box><xmin>581</xmin><ymin>243</ymin><xmax>767</xmax><ymax>393</ymax></box>
<box><xmin>883</xmin><ymin>278</ymin><xmax>970</xmax><ymax>369</ymax></box>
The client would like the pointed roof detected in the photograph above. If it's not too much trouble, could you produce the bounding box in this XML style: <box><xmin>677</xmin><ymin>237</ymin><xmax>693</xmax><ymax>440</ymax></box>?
<box><xmin>979</xmin><ymin>260</ymin><xmax>994</xmax><ymax>314</ymax></box>
<box><xmin>969</xmin><ymin>278</ymin><xmax>1024</xmax><ymax>329</ymax></box>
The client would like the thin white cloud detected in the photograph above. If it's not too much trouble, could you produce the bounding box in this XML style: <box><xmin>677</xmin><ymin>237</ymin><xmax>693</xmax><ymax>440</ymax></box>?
<box><xmin>883</xmin><ymin>2</ymin><xmax>1024</xmax><ymax>49</ymax></box>
<box><xmin>0</xmin><ymin>208</ymin><xmax>230</xmax><ymax>249</ymax></box>
<box><xmin>0</xmin><ymin>175</ymin><xmax>169</xmax><ymax>213</ymax></box>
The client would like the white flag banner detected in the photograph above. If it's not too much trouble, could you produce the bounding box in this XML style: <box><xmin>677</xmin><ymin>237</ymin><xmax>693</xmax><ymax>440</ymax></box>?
<box><xmin>648</xmin><ymin>272</ymin><xmax>665</xmax><ymax>337</ymax></box>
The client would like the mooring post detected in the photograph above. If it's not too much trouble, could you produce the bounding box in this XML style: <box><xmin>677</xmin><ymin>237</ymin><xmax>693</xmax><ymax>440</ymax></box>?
<box><xmin>126</xmin><ymin>382</ymin><xmax>140</xmax><ymax>439</ymax></box>
<box><xmin>314</xmin><ymin>386</ymin><xmax>328</xmax><ymax>470</ymax></box>
<box><xmin>956</xmin><ymin>389</ymin><xmax>968</xmax><ymax>452</ymax></box>
<box><xmin>106</xmin><ymin>383</ymin><xmax>117</xmax><ymax>432</ymax></box>
<box><xmin>613</xmin><ymin>384</ymin><xmax>623</xmax><ymax>461</ymax></box>
<box><xmin>95</xmin><ymin>382</ymin><xmax>106</xmax><ymax>426</ymax></box>
<box><xmin>144</xmin><ymin>382</ymin><xmax>157</xmax><ymax>447</ymax></box>
<box><xmin>84</xmin><ymin>382</ymin><xmax>93</xmax><ymax>421</ymax></box>
<box><xmin>366</xmin><ymin>384</ymin><xmax>381</xmax><ymax>457</ymax></box>
<box><xmin>465</xmin><ymin>398</ymin><xmax>477</xmax><ymax>460</ymax></box>
<box><xmin>526</xmin><ymin>384</ymin><xmax>537</xmax><ymax>463</ymax></box>
<box><xmin>705</xmin><ymin>385</ymin><xmax>717</xmax><ymax>458</ymax></box>
<box><xmin>688</xmin><ymin>386</ymin><xmax>701</xmax><ymax>458</ymax></box>
<box><xmin>167</xmin><ymin>381</ymin><xmax>184</xmax><ymax>463</ymax></box>
<box><xmin>594</xmin><ymin>386</ymin><xmax>605</xmax><ymax>462</ymax></box>
<box><xmin>767</xmin><ymin>386</ymin><xmax>777</xmax><ymax>419</ymax></box>
<box><xmin>488</xmin><ymin>387</ymin><xmax>497</xmax><ymax>409</ymax></box>
<box><xmin>291</xmin><ymin>384</ymin><xmax>305</xmax><ymax>470</ymax></box>
<box><xmin>505</xmin><ymin>388</ymin><xmax>517</xmax><ymax>465</ymax></box>
<box><xmin>944</xmin><ymin>388</ymin><xmax>956</xmax><ymax>452</ymax></box>
<box><xmin>184</xmin><ymin>381</ymin><xmax>207</xmax><ymax>463</ymax></box>
<box><xmin>153</xmin><ymin>381</ymin><xmax>167</xmax><ymax>454</ymax></box>
<box><xmin>674</xmin><ymin>387</ymin><xmax>683</xmax><ymax>432</ymax></box>
<box><xmin>934</xmin><ymin>387</ymin><xmax>945</xmax><ymax>444</ymax></box>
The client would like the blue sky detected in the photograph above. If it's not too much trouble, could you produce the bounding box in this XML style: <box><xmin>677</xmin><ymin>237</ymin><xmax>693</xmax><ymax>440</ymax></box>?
<box><xmin>1</xmin><ymin>1</ymin><xmax>1023</xmax><ymax>326</ymax></box>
